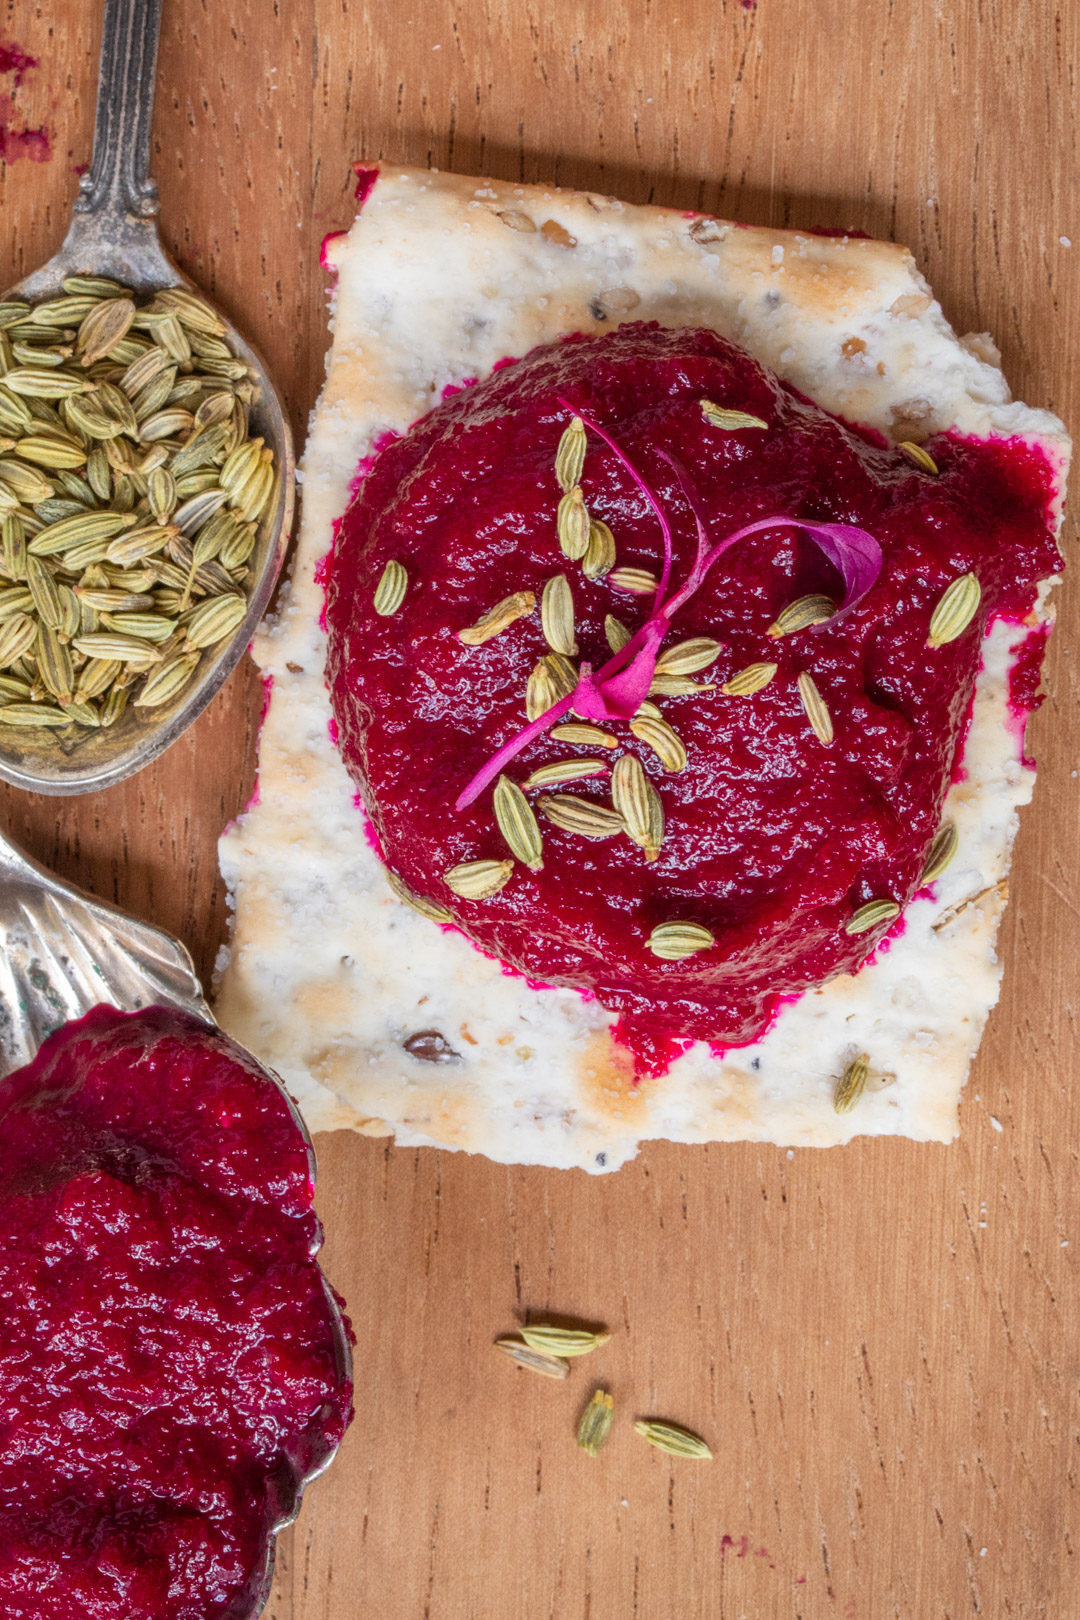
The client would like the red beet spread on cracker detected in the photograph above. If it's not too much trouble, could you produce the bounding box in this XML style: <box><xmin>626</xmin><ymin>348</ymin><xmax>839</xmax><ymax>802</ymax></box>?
<box><xmin>326</xmin><ymin>324</ymin><xmax>1059</xmax><ymax>1051</ymax></box>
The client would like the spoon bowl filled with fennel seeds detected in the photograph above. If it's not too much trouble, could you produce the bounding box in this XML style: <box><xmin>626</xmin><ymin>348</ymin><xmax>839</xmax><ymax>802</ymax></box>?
<box><xmin>0</xmin><ymin>0</ymin><xmax>293</xmax><ymax>795</ymax></box>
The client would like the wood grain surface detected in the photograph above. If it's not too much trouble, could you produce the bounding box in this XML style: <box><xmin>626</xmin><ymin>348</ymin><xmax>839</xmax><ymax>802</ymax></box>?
<box><xmin>2</xmin><ymin>1</ymin><xmax>1078</xmax><ymax>1615</ymax></box>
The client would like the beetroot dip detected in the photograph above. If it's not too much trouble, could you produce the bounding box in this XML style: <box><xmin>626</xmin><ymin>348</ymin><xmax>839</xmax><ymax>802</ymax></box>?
<box><xmin>326</xmin><ymin>323</ymin><xmax>1060</xmax><ymax>1053</ymax></box>
<box><xmin>0</xmin><ymin>1005</ymin><xmax>352</xmax><ymax>1620</ymax></box>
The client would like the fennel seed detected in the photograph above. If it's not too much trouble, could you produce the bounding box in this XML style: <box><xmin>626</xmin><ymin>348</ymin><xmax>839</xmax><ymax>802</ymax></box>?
<box><xmin>520</xmin><ymin>1324</ymin><xmax>610</xmax><ymax>1357</ymax></box>
<box><xmin>927</xmin><ymin>573</ymin><xmax>981</xmax><ymax>648</ymax></box>
<box><xmin>458</xmin><ymin>590</ymin><xmax>535</xmax><ymax>645</ymax></box>
<box><xmin>721</xmin><ymin>661</ymin><xmax>777</xmax><ymax>696</ymax></box>
<box><xmin>920</xmin><ymin>822</ymin><xmax>958</xmax><ymax>884</ymax></box>
<box><xmin>833</xmin><ymin>1053</ymin><xmax>870</xmax><ymax>1113</ymax></box>
<box><xmin>634</xmin><ymin>1420</ymin><xmax>712</xmax><ymax>1459</ymax></box>
<box><xmin>493</xmin><ymin>774</ymin><xmax>544</xmax><ymax>871</ymax></box>
<box><xmin>700</xmin><ymin>399</ymin><xmax>767</xmax><ymax>432</ymax></box>
<box><xmin>768</xmin><ymin>594</ymin><xmax>835</xmax><ymax>638</ymax></box>
<box><xmin>577</xmin><ymin>1390</ymin><xmax>615</xmax><ymax>1455</ymax></box>
<box><xmin>797</xmin><ymin>671</ymin><xmax>834</xmax><ymax>745</ymax></box>
<box><xmin>443</xmin><ymin>858</ymin><xmax>515</xmax><ymax>899</ymax></box>
<box><xmin>555</xmin><ymin>416</ymin><xmax>587</xmax><ymax>493</ymax></box>
<box><xmin>541</xmin><ymin>573</ymin><xmax>578</xmax><ymax>656</ymax></box>
<box><xmin>538</xmin><ymin>794</ymin><xmax>625</xmax><ymax>839</ymax></box>
<box><xmin>647</xmin><ymin>921</ymin><xmax>714</xmax><ymax>960</ymax></box>
<box><xmin>898</xmin><ymin>440</ymin><xmax>939</xmax><ymax>474</ymax></box>
<box><xmin>845</xmin><ymin>898</ymin><xmax>901</xmax><ymax>935</ymax></box>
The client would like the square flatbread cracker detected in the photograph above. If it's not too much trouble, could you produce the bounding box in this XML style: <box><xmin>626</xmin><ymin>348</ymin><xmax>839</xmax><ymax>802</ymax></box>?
<box><xmin>215</xmin><ymin>165</ymin><xmax>1069</xmax><ymax>1172</ymax></box>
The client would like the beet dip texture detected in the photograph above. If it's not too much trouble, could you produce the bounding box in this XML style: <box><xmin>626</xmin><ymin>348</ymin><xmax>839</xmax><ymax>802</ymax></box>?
<box><xmin>0</xmin><ymin>1005</ymin><xmax>352</xmax><ymax>1620</ymax></box>
<box><xmin>326</xmin><ymin>324</ymin><xmax>1060</xmax><ymax>1054</ymax></box>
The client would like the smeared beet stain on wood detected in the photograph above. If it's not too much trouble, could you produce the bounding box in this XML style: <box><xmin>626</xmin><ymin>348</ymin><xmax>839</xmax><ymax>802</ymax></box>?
<box><xmin>0</xmin><ymin>42</ymin><xmax>36</xmax><ymax>84</ymax></box>
<box><xmin>0</xmin><ymin>122</ymin><xmax>49</xmax><ymax>163</ymax></box>
<box><xmin>0</xmin><ymin>122</ymin><xmax>50</xmax><ymax>163</ymax></box>
<box><xmin>0</xmin><ymin>39</ymin><xmax>51</xmax><ymax>163</ymax></box>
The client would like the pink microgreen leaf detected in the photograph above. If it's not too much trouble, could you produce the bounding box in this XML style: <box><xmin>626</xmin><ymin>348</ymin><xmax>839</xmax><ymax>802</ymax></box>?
<box><xmin>574</xmin><ymin>620</ymin><xmax>668</xmax><ymax>719</ymax></box>
<box><xmin>792</xmin><ymin>519</ymin><xmax>883</xmax><ymax>612</ymax></box>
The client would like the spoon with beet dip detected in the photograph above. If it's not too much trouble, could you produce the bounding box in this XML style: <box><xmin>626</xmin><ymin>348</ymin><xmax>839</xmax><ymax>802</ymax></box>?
<box><xmin>0</xmin><ymin>820</ymin><xmax>353</xmax><ymax>1618</ymax></box>
<box><xmin>0</xmin><ymin>0</ymin><xmax>293</xmax><ymax>793</ymax></box>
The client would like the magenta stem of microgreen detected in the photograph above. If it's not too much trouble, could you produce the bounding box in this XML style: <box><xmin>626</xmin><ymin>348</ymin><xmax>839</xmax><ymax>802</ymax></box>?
<box><xmin>558</xmin><ymin>397</ymin><xmax>675</xmax><ymax>605</ymax></box>
<box><xmin>454</xmin><ymin>691</ymin><xmax>577</xmax><ymax>809</ymax></box>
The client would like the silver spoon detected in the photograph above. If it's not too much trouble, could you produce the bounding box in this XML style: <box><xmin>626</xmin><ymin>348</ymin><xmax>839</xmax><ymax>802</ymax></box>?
<box><xmin>0</xmin><ymin>0</ymin><xmax>293</xmax><ymax>795</ymax></box>
<box><xmin>0</xmin><ymin>818</ymin><xmax>351</xmax><ymax>1617</ymax></box>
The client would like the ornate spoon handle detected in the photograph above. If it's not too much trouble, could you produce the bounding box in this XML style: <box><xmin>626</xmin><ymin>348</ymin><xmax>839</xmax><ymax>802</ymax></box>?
<box><xmin>57</xmin><ymin>0</ymin><xmax>172</xmax><ymax>282</ymax></box>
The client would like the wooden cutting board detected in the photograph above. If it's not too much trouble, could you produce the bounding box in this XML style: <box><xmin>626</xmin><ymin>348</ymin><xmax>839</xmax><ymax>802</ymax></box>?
<box><xmin>3</xmin><ymin>2</ymin><xmax>1077</xmax><ymax>1615</ymax></box>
